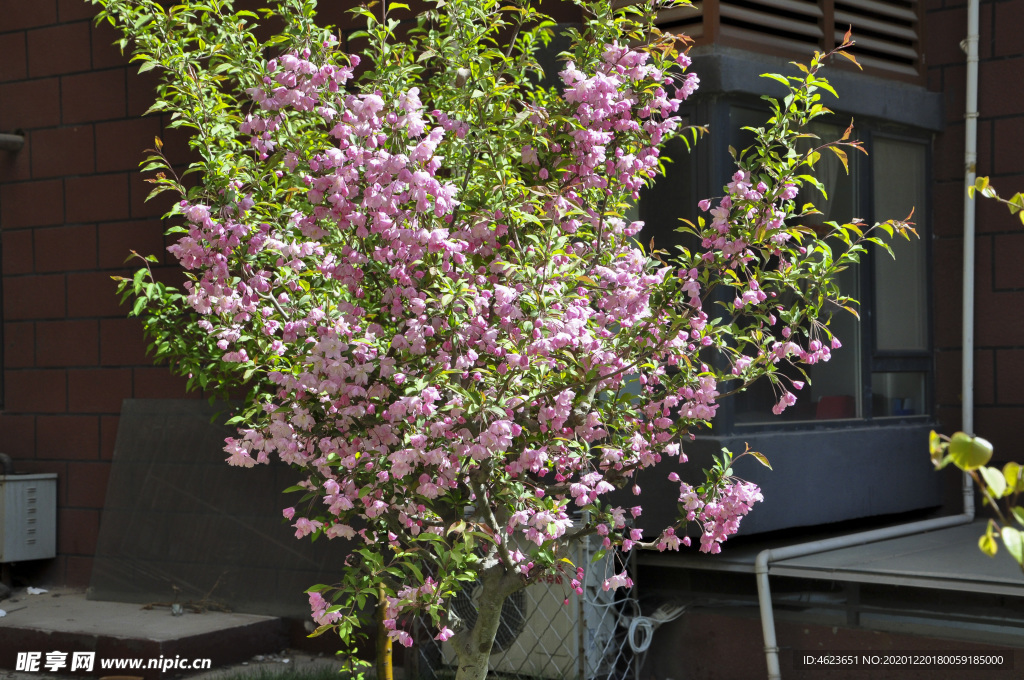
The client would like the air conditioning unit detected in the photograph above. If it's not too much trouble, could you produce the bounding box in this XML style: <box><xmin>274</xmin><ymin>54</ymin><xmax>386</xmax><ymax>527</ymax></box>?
<box><xmin>420</xmin><ymin>536</ymin><xmax>636</xmax><ymax>680</ymax></box>
<box><xmin>0</xmin><ymin>472</ymin><xmax>58</xmax><ymax>564</ymax></box>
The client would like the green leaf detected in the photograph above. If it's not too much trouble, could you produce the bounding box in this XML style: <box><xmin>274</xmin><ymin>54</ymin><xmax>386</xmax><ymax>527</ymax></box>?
<box><xmin>948</xmin><ymin>432</ymin><xmax>993</xmax><ymax>471</ymax></box>
<box><xmin>1004</xmin><ymin>462</ymin><xmax>1023</xmax><ymax>493</ymax></box>
<box><xmin>1012</xmin><ymin>507</ymin><xmax>1024</xmax><ymax>527</ymax></box>
<box><xmin>760</xmin><ymin>73</ymin><xmax>791</xmax><ymax>88</ymax></box>
<box><xmin>828</xmin><ymin>146</ymin><xmax>849</xmax><ymax>174</ymax></box>
<box><xmin>979</xmin><ymin>530</ymin><xmax>998</xmax><ymax>557</ymax></box>
<box><xmin>748</xmin><ymin>450</ymin><xmax>772</xmax><ymax>470</ymax></box>
<box><xmin>980</xmin><ymin>465</ymin><xmax>1007</xmax><ymax>498</ymax></box>
<box><xmin>1002</xmin><ymin>526</ymin><xmax>1024</xmax><ymax>565</ymax></box>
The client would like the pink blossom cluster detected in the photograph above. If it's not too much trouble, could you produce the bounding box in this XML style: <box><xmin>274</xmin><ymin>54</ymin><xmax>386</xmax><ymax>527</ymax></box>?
<box><xmin>165</xmin><ymin>40</ymin><xmax>768</xmax><ymax>641</ymax></box>
<box><xmin>557</xmin><ymin>45</ymin><xmax>697</xmax><ymax>195</ymax></box>
<box><xmin>665</xmin><ymin>476</ymin><xmax>763</xmax><ymax>554</ymax></box>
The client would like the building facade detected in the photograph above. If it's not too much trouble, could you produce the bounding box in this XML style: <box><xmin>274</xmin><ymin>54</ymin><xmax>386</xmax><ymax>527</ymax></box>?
<box><xmin>1</xmin><ymin>0</ymin><xmax>1023</xmax><ymax>675</ymax></box>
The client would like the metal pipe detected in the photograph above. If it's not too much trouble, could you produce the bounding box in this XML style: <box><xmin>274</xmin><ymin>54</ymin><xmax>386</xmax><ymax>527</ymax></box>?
<box><xmin>758</xmin><ymin>8</ymin><xmax>983</xmax><ymax>676</ymax></box>
<box><xmin>756</xmin><ymin>513</ymin><xmax>974</xmax><ymax>680</ymax></box>
<box><xmin>961</xmin><ymin>0</ymin><xmax>981</xmax><ymax>516</ymax></box>
<box><xmin>0</xmin><ymin>133</ymin><xmax>24</xmax><ymax>152</ymax></box>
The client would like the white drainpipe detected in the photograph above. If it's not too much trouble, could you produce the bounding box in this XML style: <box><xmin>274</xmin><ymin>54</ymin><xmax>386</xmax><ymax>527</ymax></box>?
<box><xmin>756</xmin><ymin>3</ymin><xmax>981</xmax><ymax>678</ymax></box>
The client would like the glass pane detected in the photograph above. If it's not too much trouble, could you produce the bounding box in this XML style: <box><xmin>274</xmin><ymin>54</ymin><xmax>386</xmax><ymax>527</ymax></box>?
<box><xmin>733</xmin><ymin>262</ymin><xmax>862</xmax><ymax>424</ymax></box>
<box><xmin>871</xmin><ymin>372</ymin><xmax>926</xmax><ymax>417</ymax></box>
<box><xmin>732</xmin><ymin>112</ymin><xmax>862</xmax><ymax>423</ymax></box>
<box><xmin>873</xmin><ymin>138</ymin><xmax>927</xmax><ymax>351</ymax></box>
<box><xmin>637</xmin><ymin>116</ymin><xmax>696</xmax><ymax>256</ymax></box>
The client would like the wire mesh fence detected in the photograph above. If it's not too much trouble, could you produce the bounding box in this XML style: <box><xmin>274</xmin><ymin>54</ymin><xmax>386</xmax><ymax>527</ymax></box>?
<box><xmin>410</xmin><ymin>537</ymin><xmax>639</xmax><ymax>680</ymax></box>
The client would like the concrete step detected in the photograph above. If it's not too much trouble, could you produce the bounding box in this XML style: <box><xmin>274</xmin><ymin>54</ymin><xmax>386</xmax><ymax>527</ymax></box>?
<box><xmin>0</xmin><ymin>589</ymin><xmax>286</xmax><ymax>680</ymax></box>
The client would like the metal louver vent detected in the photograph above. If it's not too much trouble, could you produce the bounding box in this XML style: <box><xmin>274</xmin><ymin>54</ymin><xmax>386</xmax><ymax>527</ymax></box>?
<box><xmin>834</xmin><ymin>0</ymin><xmax>921</xmax><ymax>77</ymax></box>
<box><xmin>718</xmin><ymin>0</ymin><xmax>823</xmax><ymax>55</ymax></box>
<box><xmin>618</xmin><ymin>0</ymin><xmax>924</xmax><ymax>84</ymax></box>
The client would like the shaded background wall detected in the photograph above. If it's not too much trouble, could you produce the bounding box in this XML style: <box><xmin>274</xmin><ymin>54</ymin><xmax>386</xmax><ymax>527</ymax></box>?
<box><xmin>1</xmin><ymin>0</ymin><xmax>1023</xmax><ymax>590</ymax></box>
<box><xmin>1</xmin><ymin>0</ymin><xmax>197</xmax><ymax>587</ymax></box>
<box><xmin>929</xmin><ymin>0</ymin><xmax>1024</xmax><ymax>460</ymax></box>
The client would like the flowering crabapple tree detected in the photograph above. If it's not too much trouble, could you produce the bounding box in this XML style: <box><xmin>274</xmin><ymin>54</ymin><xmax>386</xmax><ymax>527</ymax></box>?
<box><xmin>97</xmin><ymin>0</ymin><xmax>909</xmax><ymax>675</ymax></box>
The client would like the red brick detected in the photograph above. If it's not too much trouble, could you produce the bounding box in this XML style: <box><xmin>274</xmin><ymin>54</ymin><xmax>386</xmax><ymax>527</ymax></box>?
<box><xmin>942</xmin><ymin>63</ymin><xmax>966</xmax><ymax>126</ymax></box>
<box><xmin>67</xmin><ymin>270</ymin><xmax>125</xmax><ymax>317</ymax></box>
<box><xmin>57</xmin><ymin>0</ymin><xmax>98</xmax><ymax>21</ymax></box>
<box><xmin>4</xmin><ymin>321</ymin><xmax>35</xmax><ymax>368</ymax></box>
<box><xmin>14</xmin><ymin>465</ymin><xmax>66</xmax><ymax>511</ymax></box>
<box><xmin>924</xmin><ymin>8</ymin><xmax>971</xmax><ymax>67</ymax></box>
<box><xmin>996</xmin><ymin>349</ymin><xmax>1024</xmax><ymax>406</ymax></box>
<box><xmin>59</xmin><ymin>507</ymin><xmax>100</xmax><ymax>553</ymax></box>
<box><xmin>0</xmin><ymin>78</ymin><xmax>61</xmax><ymax>130</ymax></box>
<box><xmin>27</xmin><ymin>554</ymin><xmax>67</xmax><ymax>586</ymax></box>
<box><xmin>994</xmin><ymin>232</ymin><xmax>1024</xmax><ymax>289</ymax></box>
<box><xmin>976</xmin><ymin>117</ymin><xmax>993</xmax><ymax>177</ymax></box>
<box><xmin>980</xmin><ymin>57</ymin><xmax>1024</xmax><ymax>118</ymax></box>
<box><xmin>65</xmin><ymin>172</ymin><xmax>130</xmax><ymax>223</ymax></box>
<box><xmin>36</xmin><ymin>414</ymin><xmax>100</xmax><ymax>460</ymax></box>
<box><xmin>158</xmin><ymin>118</ymin><xmax>195</xmax><ymax>167</ymax></box>
<box><xmin>2</xmin><ymin>229</ymin><xmax>34</xmax><ymax>275</ymax></box>
<box><xmin>975</xmin><ymin>348</ymin><xmax>995</xmax><ymax>406</ymax></box>
<box><xmin>993</xmin><ymin>117</ymin><xmax>1024</xmax><ymax>175</ymax></box>
<box><xmin>30</xmin><ymin>125</ymin><xmax>95</xmax><ymax>179</ymax></box>
<box><xmin>67</xmin><ymin>368</ymin><xmax>132</xmax><ymax>413</ymax></box>
<box><xmin>100</xmin><ymin>414</ymin><xmax>118</xmax><ymax>460</ymax></box>
<box><xmin>27</xmin><ymin>22</ymin><xmax>91</xmax><ymax>77</ymax></box>
<box><xmin>61</xmin><ymin>68</ymin><xmax>126</xmax><ymax>125</ymax></box>
<box><xmin>931</xmin><ymin>237</ymin><xmax>964</xmax><ymax>349</ymax></box>
<box><xmin>977</xmin><ymin>175</ymin><xmax>1024</xmax><ymax>233</ymax></box>
<box><xmin>0</xmin><ymin>414</ymin><xmax>36</xmax><ymax>461</ymax></box>
<box><xmin>126</xmin><ymin>67</ymin><xmax>161</xmax><ymax>117</ymax></box>
<box><xmin>926</xmin><ymin>64</ymin><xmax>942</xmax><ymax>94</ymax></box>
<box><xmin>995</xmin><ymin>0</ymin><xmax>1024</xmax><ymax>58</ymax></box>
<box><xmin>975</xmin><ymin>406</ymin><xmax>1024</xmax><ymax>463</ymax></box>
<box><xmin>0</xmin><ymin>30</ymin><xmax>27</xmax><ymax>82</ymax></box>
<box><xmin>100</xmin><ymin>317</ymin><xmax>149</xmax><ymax>366</ymax></box>
<box><xmin>36</xmin><ymin>319</ymin><xmax>99</xmax><ymax>367</ymax></box>
<box><xmin>935</xmin><ymin>406</ymin><xmax>962</xmax><ymax>435</ymax></box>
<box><xmin>90</xmin><ymin>19</ymin><xmax>130</xmax><ymax>71</ymax></box>
<box><xmin>129</xmin><ymin>169</ymin><xmax>177</xmax><ymax>219</ymax></box>
<box><xmin>0</xmin><ymin>178</ymin><xmax>64</xmax><ymax>229</ymax></box>
<box><xmin>66</xmin><ymin>556</ymin><xmax>93</xmax><ymax>587</ymax></box>
<box><xmin>4</xmin><ymin>274</ymin><xmax>66</xmax><ymax>320</ymax></box>
<box><xmin>977</xmin><ymin>290</ymin><xmax>1024</xmax><ymax>346</ymax></box>
<box><xmin>34</xmin><ymin>224</ymin><xmax>97</xmax><ymax>273</ymax></box>
<box><xmin>95</xmin><ymin>117</ymin><xmax>162</xmax><ymax>173</ymax></box>
<box><xmin>0</xmin><ymin>0</ymin><xmax>57</xmax><ymax>31</ymax></box>
<box><xmin>5</xmin><ymin>369</ymin><xmax>67</xmax><ymax>413</ymax></box>
<box><xmin>0</xmin><ymin>133</ymin><xmax>32</xmax><ymax>183</ymax></box>
<box><xmin>932</xmin><ymin>180</ymin><xmax>964</xmax><ymax>238</ymax></box>
<box><xmin>98</xmin><ymin>219</ymin><xmax>166</xmax><ymax>269</ymax></box>
<box><xmin>933</xmin><ymin>121</ymin><xmax>964</xmax><ymax>183</ymax></box>
<box><xmin>133</xmin><ymin>367</ymin><xmax>190</xmax><ymax>399</ymax></box>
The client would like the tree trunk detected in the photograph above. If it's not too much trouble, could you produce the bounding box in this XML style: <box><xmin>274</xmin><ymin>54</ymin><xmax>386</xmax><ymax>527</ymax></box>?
<box><xmin>450</xmin><ymin>567</ymin><xmax>520</xmax><ymax>680</ymax></box>
<box><xmin>376</xmin><ymin>583</ymin><xmax>393</xmax><ymax>680</ymax></box>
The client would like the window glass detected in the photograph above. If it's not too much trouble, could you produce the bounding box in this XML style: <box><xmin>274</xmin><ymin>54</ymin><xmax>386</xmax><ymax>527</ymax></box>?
<box><xmin>871</xmin><ymin>371</ymin><xmax>927</xmax><ymax>417</ymax></box>
<box><xmin>873</xmin><ymin>138</ymin><xmax>928</xmax><ymax>352</ymax></box>
<box><xmin>732</xmin><ymin>110</ymin><xmax>862</xmax><ymax>423</ymax></box>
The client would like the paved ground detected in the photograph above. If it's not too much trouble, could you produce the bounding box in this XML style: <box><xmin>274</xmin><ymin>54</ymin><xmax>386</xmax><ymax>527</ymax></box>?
<box><xmin>0</xmin><ymin>587</ymin><xmax>348</xmax><ymax>680</ymax></box>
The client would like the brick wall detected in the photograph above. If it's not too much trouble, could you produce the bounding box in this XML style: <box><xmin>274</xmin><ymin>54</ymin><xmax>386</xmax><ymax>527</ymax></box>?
<box><xmin>0</xmin><ymin>0</ymin><xmax>193</xmax><ymax>587</ymax></box>
<box><xmin>927</xmin><ymin>0</ymin><xmax>1024</xmax><ymax>460</ymax></box>
<box><xmin>3</xmin><ymin>0</ymin><xmax>1022</xmax><ymax>588</ymax></box>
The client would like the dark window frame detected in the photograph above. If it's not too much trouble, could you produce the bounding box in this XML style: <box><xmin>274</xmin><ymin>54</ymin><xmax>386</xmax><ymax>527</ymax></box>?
<box><xmin>639</xmin><ymin>95</ymin><xmax>935</xmax><ymax>435</ymax></box>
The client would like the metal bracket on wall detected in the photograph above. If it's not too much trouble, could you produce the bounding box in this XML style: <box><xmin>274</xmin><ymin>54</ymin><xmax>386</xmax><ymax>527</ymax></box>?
<box><xmin>0</xmin><ymin>133</ymin><xmax>25</xmax><ymax>152</ymax></box>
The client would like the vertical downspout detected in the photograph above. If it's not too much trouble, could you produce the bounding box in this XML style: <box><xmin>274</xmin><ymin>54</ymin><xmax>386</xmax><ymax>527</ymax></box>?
<box><xmin>755</xmin><ymin>6</ymin><xmax>982</xmax><ymax>678</ymax></box>
<box><xmin>961</xmin><ymin>0</ymin><xmax>980</xmax><ymax>518</ymax></box>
